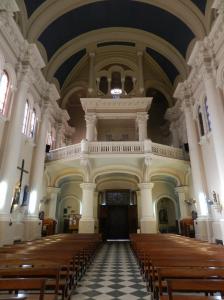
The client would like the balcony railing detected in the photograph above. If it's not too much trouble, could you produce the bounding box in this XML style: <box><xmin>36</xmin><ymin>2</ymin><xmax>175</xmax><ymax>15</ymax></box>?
<box><xmin>47</xmin><ymin>140</ymin><xmax>189</xmax><ymax>161</ymax></box>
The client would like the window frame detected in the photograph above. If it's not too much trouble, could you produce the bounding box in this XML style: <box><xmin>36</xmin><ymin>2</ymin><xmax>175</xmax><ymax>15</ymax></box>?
<box><xmin>0</xmin><ymin>70</ymin><xmax>10</xmax><ymax>117</ymax></box>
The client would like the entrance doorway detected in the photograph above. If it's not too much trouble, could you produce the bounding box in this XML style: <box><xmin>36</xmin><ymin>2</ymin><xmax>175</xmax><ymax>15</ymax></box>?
<box><xmin>98</xmin><ymin>190</ymin><xmax>137</xmax><ymax>240</ymax></box>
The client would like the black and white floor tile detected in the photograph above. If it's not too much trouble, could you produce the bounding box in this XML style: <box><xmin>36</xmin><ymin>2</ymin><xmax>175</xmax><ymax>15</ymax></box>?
<box><xmin>71</xmin><ymin>242</ymin><xmax>150</xmax><ymax>299</ymax></box>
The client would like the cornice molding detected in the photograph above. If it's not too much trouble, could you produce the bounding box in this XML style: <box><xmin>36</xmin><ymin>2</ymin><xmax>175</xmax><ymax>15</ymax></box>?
<box><xmin>80</xmin><ymin>97</ymin><xmax>152</xmax><ymax>114</ymax></box>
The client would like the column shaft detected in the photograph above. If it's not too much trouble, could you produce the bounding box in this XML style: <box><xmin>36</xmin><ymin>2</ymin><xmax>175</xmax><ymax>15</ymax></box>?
<box><xmin>28</xmin><ymin>111</ymin><xmax>49</xmax><ymax>218</ymax></box>
<box><xmin>0</xmin><ymin>78</ymin><xmax>29</xmax><ymax>215</ymax></box>
<box><xmin>184</xmin><ymin>104</ymin><xmax>208</xmax><ymax>217</ymax></box>
<box><xmin>138</xmin><ymin>183</ymin><xmax>156</xmax><ymax>233</ymax></box>
<box><xmin>203</xmin><ymin>75</ymin><xmax>224</xmax><ymax>197</ymax></box>
<box><xmin>79</xmin><ymin>183</ymin><xmax>96</xmax><ymax>233</ymax></box>
<box><xmin>175</xmin><ymin>186</ymin><xmax>189</xmax><ymax>219</ymax></box>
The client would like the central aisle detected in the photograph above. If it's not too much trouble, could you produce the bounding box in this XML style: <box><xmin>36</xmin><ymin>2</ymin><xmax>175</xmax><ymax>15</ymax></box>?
<box><xmin>72</xmin><ymin>242</ymin><xmax>149</xmax><ymax>299</ymax></box>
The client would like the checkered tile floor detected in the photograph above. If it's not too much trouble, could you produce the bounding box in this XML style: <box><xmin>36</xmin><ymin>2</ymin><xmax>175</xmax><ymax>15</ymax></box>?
<box><xmin>71</xmin><ymin>242</ymin><xmax>150</xmax><ymax>299</ymax></box>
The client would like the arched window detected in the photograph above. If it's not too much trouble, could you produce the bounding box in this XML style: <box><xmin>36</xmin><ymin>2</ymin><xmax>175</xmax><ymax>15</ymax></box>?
<box><xmin>29</xmin><ymin>109</ymin><xmax>37</xmax><ymax>138</ymax></box>
<box><xmin>204</xmin><ymin>97</ymin><xmax>211</xmax><ymax>132</ymax></box>
<box><xmin>0</xmin><ymin>71</ymin><xmax>9</xmax><ymax>115</ymax></box>
<box><xmin>22</xmin><ymin>100</ymin><xmax>29</xmax><ymax>135</ymax></box>
<box><xmin>198</xmin><ymin>106</ymin><xmax>205</xmax><ymax>137</ymax></box>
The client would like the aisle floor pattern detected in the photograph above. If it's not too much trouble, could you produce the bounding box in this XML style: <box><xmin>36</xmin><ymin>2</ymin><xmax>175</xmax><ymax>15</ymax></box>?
<box><xmin>71</xmin><ymin>242</ymin><xmax>150</xmax><ymax>299</ymax></box>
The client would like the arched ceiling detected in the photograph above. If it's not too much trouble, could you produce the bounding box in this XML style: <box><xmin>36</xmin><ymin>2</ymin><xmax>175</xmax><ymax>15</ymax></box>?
<box><xmin>16</xmin><ymin>0</ymin><xmax>212</xmax><ymax>91</ymax></box>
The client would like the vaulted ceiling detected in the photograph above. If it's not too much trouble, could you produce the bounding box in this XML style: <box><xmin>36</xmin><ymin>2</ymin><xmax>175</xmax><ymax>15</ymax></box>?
<box><xmin>16</xmin><ymin>0</ymin><xmax>213</xmax><ymax>90</ymax></box>
<box><xmin>15</xmin><ymin>0</ymin><xmax>214</xmax><ymax>144</ymax></box>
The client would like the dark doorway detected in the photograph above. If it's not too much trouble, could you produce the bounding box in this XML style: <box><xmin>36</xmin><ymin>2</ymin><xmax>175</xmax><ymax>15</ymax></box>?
<box><xmin>98</xmin><ymin>190</ymin><xmax>138</xmax><ymax>240</ymax></box>
<box><xmin>108</xmin><ymin>206</ymin><xmax>129</xmax><ymax>239</ymax></box>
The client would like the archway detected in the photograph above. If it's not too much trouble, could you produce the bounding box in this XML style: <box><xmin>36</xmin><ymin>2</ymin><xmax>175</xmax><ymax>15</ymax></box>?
<box><xmin>156</xmin><ymin>197</ymin><xmax>178</xmax><ymax>233</ymax></box>
<box><xmin>96</xmin><ymin>172</ymin><xmax>139</xmax><ymax>240</ymax></box>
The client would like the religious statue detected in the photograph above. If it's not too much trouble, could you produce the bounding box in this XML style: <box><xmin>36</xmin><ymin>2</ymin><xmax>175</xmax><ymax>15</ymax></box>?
<box><xmin>10</xmin><ymin>186</ymin><xmax>20</xmax><ymax>213</ymax></box>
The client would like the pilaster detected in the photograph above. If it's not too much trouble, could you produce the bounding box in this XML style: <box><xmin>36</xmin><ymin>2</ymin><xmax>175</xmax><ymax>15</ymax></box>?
<box><xmin>47</xmin><ymin>187</ymin><xmax>61</xmax><ymax>220</ymax></box>
<box><xmin>79</xmin><ymin>182</ymin><xmax>96</xmax><ymax>233</ymax></box>
<box><xmin>136</xmin><ymin>112</ymin><xmax>148</xmax><ymax>141</ymax></box>
<box><xmin>138</xmin><ymin>182</ymin><xmax>156</xmax><ymax>233</ymax></box>
<box><xmin>85</xmin><ymin>113</ymin><xmax>97</xmax><ymax>141</ymax></box>
<box><xmin>175</xmin><ymin>186</ymin><xmax>190</xmax><ymax>219</ymax></box>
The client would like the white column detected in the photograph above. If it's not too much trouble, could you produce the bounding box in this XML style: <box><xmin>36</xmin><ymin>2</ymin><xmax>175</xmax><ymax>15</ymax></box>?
<box><xmin>175</xmin><ymin>186</ymin><xmax>190</xmax><ymax>219</ymax></box>
<box><xmin>137</xmin><ymin>51</ymin><xmax>144</xmax><ymax>95</ymax></box>
<box><xmin>85</xmin><ymin>114</ymin><xmax>97</xmax><ymax>141</ymax></box>
<box><xmin>138</xmin><ymin>182</ymin><xmax>156</xmax><ymax>233</ymax></box>
<box><xmin>47</xmin><ymin>187</ymin><xmax>60</xmax><ymax>220</ymax></box>
<box><xmin>136</xmin><ymin>112</ymin><xmax>148</xmax><ymax>141</ymax></box>
<box><xmin>28</xmin><ymin>109</ymin><xmax>49</xmax><ymax>217</ymax></box>
<box><xmin>202</xmin><ymin>62</ymin><xmax>224</xmax><ymax>200</ymax></box>
<box><xmin>88</xmin><ymin>52</ymin><xmax>95</xmax><ymax>96</ymax></box>
<box><xmin>79</xmin><ymin>183</ymin><xmax>96</xmax><ymax>233</ymax></box>
<box><xmin>178</xmin><ymin>85</ymin><xmax>211</xmax><ymax>241</ymax></box>
<box><xmin>55</xmin><ymin>122</ymin><xmax>64</xmax><ymax>149</ymax></box>
<box><xmin>24</xmin><ymin>108</ymin><xmax>49</xmax><ymax>240</ymax></box>
<box><xmin>183</xmin><ymin>98</ymin><xmax>208</xmax><ymax>217</ymax></box>
<box><xmin>170</xmin><ymin>122</ymin><xmax>180</xmax><ymax>147</ymax></box>
<box><xmin>0</xmin><ymin>67</ymin><xmax>30</xmax><ymax>216</ymax></box>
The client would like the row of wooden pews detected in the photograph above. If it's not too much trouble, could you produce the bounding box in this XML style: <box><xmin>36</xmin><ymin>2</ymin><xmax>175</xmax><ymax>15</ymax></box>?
<box><xmin>130</xmin><ymin>233</ymin><xmax>224</xmax><ymax>300</ymax></box>
<box><xmin>0</xmin><ymin>233</ymin><xmax>102</xmax><ymax>300</ymax></box>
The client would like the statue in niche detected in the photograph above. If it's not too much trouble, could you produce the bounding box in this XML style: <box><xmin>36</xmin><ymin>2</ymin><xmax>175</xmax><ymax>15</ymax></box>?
<box><xmin>159</xmin><ymin>208</ymin><xmax>168</xmax><ymax>224</ymax></box>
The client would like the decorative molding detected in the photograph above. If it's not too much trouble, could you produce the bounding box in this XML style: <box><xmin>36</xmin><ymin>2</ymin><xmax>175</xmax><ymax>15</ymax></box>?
<box><xmin>81</xmin><ymin>97</ymin><xmax>152</xmax><ymax>113</ymax></box>
<box><xmin>0</xmin><ymin>1</ymin><xmax>19</xmax><ymax>14</ymax></box>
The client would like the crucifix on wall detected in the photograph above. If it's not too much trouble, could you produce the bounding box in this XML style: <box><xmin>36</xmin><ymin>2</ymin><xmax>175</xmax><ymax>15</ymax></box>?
<box><xmin>10</xmin><ymin>159</ymin><xmax>29</xmax><ymax>213</ymax></box>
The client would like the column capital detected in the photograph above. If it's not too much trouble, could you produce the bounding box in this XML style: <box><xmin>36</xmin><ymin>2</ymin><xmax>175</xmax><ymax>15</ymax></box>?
<box><xmin>175</xmin><ymin>186</ymin><xmax>189</xmax><ymax>194</ymax></box>
<box><xmin>137</xmin><ymin>51</ymin><xmax>143</xmax><ymax>57</ymax></box>
<box><xmin>47</xmin><ymin>187</ymin><xmax>61</xmax><ymax>194</ymax></box>
<box><xmin>138</xmin><ymin>182</ymin><xmax>154</xmax><ymax>190</ymax></box>
<box><xmin>80</xmin><ymin>183</ymin><xmax>96</xmax><ymax>191</ymax></box>
<box><xmin>89</xmin><ymin>52</ymin><xmax>95</xmax><ymax>58</ymax></box>
<box><xmin>136</xmin><ymin>112</ymin><xmax>148</xmax><ymax>123</ymax></box>
<box><xmin>85</xmin><ymin>113</ymin><xmax>97</xmax><ymax>125</ymax></box>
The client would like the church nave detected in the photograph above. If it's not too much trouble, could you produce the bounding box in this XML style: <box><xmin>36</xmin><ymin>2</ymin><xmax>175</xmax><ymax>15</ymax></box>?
<box><xmin>72</xmin><ymin>242</ymin><xmax>149</xmax><ymax>300</ymax></box>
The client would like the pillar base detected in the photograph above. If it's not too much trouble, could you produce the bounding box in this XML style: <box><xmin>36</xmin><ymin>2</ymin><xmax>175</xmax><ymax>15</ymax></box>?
<box><xmin>140</xmin><ymin>217</ymin><xmax>157</xmax><ymax>233</ymax></box>
<box><xmin>194</xmin><ymin>216</ymin><xmax>212</xmax><ymax>241</ymax></box>
<box><xmin>79</xmin><ymin>218</ymin><xmax>95</xmax><ymax>233</ymax></box>
<box><xmin>23</xmin><ymin>217</ymin><xmax>42</xmax><ymax>241</ymax></box>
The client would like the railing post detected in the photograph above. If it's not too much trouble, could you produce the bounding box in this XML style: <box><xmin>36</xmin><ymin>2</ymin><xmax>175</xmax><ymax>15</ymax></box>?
<box><xmin>144</xmin><ymin>139</ymin><xmax>152</xmax><ymax>153</ymax></box>
<box><xmin>81</xmin><ymin>139</ymin><xmax>89</xmax><ymax>154</ymax></box>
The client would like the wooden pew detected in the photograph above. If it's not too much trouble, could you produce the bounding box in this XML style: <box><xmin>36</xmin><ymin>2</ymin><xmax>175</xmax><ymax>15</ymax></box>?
<box><xmin>156</xmin><ymin>267</ymin><xmax>224</xmax><ymax>299</ymax></box>
<box><xmin>161</xmin><ymin>278</ymin><xmax>224</xmax><ymax>300</ymax></box>
<box><xmin>0</xmin><ymin>278</ymin><xmax>52</xmax><ymax>300</ymax></box>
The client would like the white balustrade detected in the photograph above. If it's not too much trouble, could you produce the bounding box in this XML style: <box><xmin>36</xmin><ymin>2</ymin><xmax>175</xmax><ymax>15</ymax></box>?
<box><xmin>151</xmin><ymin>143</ymin><xmax>188</xmax><ymax>160</ymax></box>
<box><xmin>47</xmin><ymin>141</ymin><xmax>188</xmax><ymax>161</ymax></box>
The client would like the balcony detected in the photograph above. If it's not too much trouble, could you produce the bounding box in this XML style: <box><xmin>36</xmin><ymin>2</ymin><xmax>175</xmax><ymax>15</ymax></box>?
<box><xmin>47</xmin><ymin>140</ymin><xmax>189</xmax><ymax>162</ymax></box>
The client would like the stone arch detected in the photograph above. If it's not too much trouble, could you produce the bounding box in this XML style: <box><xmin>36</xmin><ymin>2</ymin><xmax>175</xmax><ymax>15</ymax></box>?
<box><xmin>93</xmin><ymin>165</ymin><xmax>142</xmax><ymax>183</ymax></box>
<box><xmin>154</xmin><ymin>195</ymin><xmax>178</xmax><ymax>233</ymax></box>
